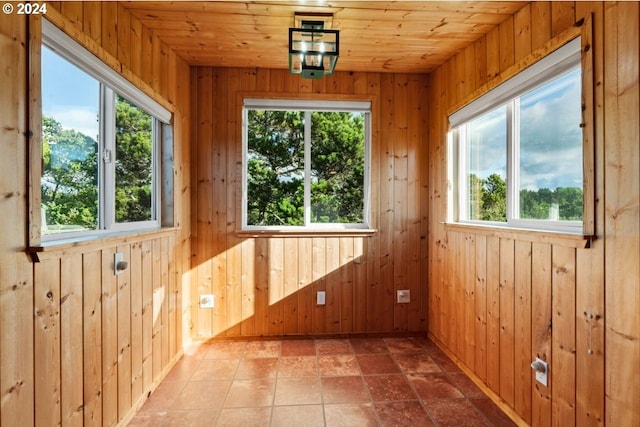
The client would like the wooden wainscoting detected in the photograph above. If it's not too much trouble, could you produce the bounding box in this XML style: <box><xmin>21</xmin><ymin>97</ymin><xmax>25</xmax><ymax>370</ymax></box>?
<box><xmin>33</xmin><ymin>233</ymin><xmax>181</xmax><ymax>426</ymax></box>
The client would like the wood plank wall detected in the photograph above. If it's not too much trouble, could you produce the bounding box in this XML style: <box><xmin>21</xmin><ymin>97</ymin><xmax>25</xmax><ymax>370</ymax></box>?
<box><xmin>0</xmin><ymin>2</ymin><xmax>191</xmax><ymax>426</ymax></box>
<box><xmin>427</xmin><ymin>2</ymin><xmax>639</xmax><ymax>427</ymax></box>
<box><xmin>190</xmin><ymin>68</ymin><xmax>429</xmax><ymax>338</ymax></box>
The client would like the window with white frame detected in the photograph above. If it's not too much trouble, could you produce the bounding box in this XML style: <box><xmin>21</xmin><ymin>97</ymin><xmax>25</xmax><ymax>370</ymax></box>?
<box><xmin>242</xmin><ymin>99</ymin><xmax>371</xmax><ymax>230</ymax></box>
<box><xmin>449</xmin><ymin>37</ymin><xmax>584</xmax><ymax>233</ymax></box>
<box><xmin>41</xmin><ymin>19</ymin><xmax>171</xmax><ymax>241</ymax></box>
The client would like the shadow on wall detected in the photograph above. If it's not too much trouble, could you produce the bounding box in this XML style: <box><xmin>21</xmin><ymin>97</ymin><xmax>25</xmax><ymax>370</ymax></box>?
<box><xmin>190</xmin><ymin>235</ymin><xmax>422</xmax><ymax>338</ymax></box>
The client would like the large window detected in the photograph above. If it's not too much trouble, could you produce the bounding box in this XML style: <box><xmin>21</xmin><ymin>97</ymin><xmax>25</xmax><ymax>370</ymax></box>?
<box><xmin>41</xmin><ymin>19</ymin><xmax>171</xmax><ymax>241</ymax></box>
<box><xmin>449</xmin><ymin>38</ymin><xmax>584</xmax><ymax>233</ymax></box>
<box><xmin>242</xmin><ymin>99</ymin><xmax>370</xmax><ymax>230</ymax></box>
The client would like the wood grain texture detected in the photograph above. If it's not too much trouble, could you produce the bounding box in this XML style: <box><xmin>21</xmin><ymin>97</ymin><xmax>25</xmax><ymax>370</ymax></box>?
<box><xmin>121</xmin><ymin>1</ymin><xmax>526</xmax><ymax>73</ymax></box>
<box><xmin>426</xmin><ymin>2</ymin><xmax>637</xmax><ymax>426</ymax></box>
<box><xmin>602</xmin><ymin>3</ymin><xmax>640</xmax><ymax>426</ymax></box>
<box><xmin>191</xmin><ymin>67</ymin><xmax>429</xmax><ymax>338</ymax></box>
<box><xmin>0</xmin><ymin>12</ymin><xmax>35</xmax><ymax>427</ymax></box>
<box><xmin>3</xmin><ymin>3</ymin><xmax>193</xmax><ymax>427</ymax></box>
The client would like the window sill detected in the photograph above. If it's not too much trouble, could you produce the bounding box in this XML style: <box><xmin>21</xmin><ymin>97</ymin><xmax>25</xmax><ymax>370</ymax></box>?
<box><xmin>28</xmin><ymin>227</ymin><xmax>181</xmax><ymax>262</ymax></box>
<box><xmin>443</xmin><ymin>222</ymin><xmax>594</xmax><ymax>249</ymax></box>
<box><xmin>236</xmin><ymin>229</ymin><xmax>378</xmax><ymax>238</ymax></box>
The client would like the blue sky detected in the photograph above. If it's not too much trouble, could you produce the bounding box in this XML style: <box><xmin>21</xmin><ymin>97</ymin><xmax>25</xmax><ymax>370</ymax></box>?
<box><xmin>42</xmin><ymin>46</ymin><xmax>100</xmax><ymax>139</ymax></box>
<box><xmin>466</xmin><ymin>67</ymin><xmax>582</xmax><ymax>191</ymax></box>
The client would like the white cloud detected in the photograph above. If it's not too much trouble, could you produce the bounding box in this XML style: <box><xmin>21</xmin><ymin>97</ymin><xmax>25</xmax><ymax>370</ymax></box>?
<box><xmin>45</xmin><ymin>107</ymin><xmax>99</xmax><ymax>140</ymax></box>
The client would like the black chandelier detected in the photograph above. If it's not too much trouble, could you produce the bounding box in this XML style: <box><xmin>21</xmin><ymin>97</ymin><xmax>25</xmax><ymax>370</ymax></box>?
<box><xmin>288</xmin><ymin>13</ymin><xmax>339</xmax><ymax>79</ymax></box>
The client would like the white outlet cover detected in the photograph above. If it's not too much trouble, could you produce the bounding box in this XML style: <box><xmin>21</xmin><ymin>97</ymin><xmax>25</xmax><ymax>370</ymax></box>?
<box><xmin>199</xmin><ymin>294</ymin><xmax>215</xmax><ymax>309</ymax></box>
<box><xmin>397</xmin><ymin>290</ymin><xmax>410</xmax><ymax>303</ymax></box>
<box><xmin>317</xmin><ymin>291</ymin><xmax>326</xmax><ymax>305</ymax></box>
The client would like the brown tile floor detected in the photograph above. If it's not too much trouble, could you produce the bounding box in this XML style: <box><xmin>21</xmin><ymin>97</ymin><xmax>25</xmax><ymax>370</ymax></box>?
<box><xmin>128</xmin><ymin>336</ymin><xmax>517</xmax><ymax>427</ymax></box>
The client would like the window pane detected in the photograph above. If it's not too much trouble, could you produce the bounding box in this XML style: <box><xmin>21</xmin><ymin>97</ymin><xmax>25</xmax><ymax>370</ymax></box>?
<box><xmin>115</xmin><ymin>95</ymin><xmax>154</xmax><ymax>223</ymax></box>
<box><xmin>41</xmin><ymin>46</ymin><xmax>99</xmax><ymax>235</ymax></box>
<box><xmin>519</xmin><ymin>68</ymin><xmax>583</xmax><ymax>221</ymax></box>
<box><xmin>310</xmin><ymin>112</ymin><xmax>365</xmax><ymax>223</ymax></box>
<box><xmin>465</xmin><ymin>106</ymin><xmax>507</xmax><ymax>222</ymax></box>
<box><xmin>246</xmin><ymin>110</ymin><xmax>304</xmax><ymax>226</ymax></box>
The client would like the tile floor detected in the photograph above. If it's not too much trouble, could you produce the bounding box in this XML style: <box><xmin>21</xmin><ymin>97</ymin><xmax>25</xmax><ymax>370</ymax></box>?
<box><xmin>128</xmin><ymin>336</ymin><xmax>517</xmax><ymax>427</ymax></box>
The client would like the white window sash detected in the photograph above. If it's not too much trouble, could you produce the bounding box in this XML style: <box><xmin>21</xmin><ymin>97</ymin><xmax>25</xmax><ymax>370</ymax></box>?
<box><xmin>242</xmin><ymin>101</ymin><xmax>371</xmax><ymax>230</ymax></box>
<box><xmin>41</xmin><ymin>19</ymin><xmax>165</xmax><ymax>241</ymax></box>
<box><xmin>449</xmin><ymin>37</ymin><xmax>581</xmax><ymax>128</ymax></box>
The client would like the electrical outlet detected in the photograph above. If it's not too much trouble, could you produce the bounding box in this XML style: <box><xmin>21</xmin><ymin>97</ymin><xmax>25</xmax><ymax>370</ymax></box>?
<box><xmin>199</xmin><ymin>294</ymin><xmax>215</xmax><ymax>309</ymax></box>
<box><xmin>531</xmin><ymin>357</ymin><xmax>548</xmax><ymax>387</ymax></box>
<box><xmin>317</xmin><ymin>291</ymin><xmax>326</xmax><ymax>305</ymax></box>
<box><xmin>397</xmin><ymin>290</ymin><xmax>410</xmax><ymax>303</ymax></box>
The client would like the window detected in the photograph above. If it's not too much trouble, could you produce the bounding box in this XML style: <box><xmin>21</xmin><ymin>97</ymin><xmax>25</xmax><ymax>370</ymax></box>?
<box><xmin>41</xmin><ymin>19</ymin><xmax>171</xmax><ymax>241</ymax></box>
<box><xmin>449</xmin><ymin>38</ymin><xmax>584</xmax><ymax>233</ymax></box>
<box><xmin>242</xmin><ymin>99</ymin><xmax>371</xmax><ymax>230</ymax></box>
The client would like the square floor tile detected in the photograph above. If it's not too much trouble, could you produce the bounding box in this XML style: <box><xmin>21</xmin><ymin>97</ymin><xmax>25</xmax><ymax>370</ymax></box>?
<box><xmin>223</xmin><ymin>378</ymin><xmax>275</xmax><ymax>408</ymax></box>
<box><xmin>470</xmin><ymin>399</ymin><xmax>518</xmax><ymax>427</ymax></box>
<box><xmin>190</xmin><ymin>359</ymin><xmax>239</xmax><ymax>381</ymax></box>
<box><xmin>349</xmin><ymin>338</ymin><xmax>389</xmax><ymax>354</ymax></box>
<box><xmin>393</xmin><ymin>353</ymin><xmax>441</xmax><ymax>374</ymax></box>
<box><xmin>127</xmin><ymin>410</ymin><xmax>166</xmax><ymax>426</ymax></box>
<box><xmin>215</xmin><ymin>407</ymin><xmax>272</xmax><ymax>427</ymax></box>
<box><xmin>274</xmin><ymin>377</ymin><xmax>322</xmax><ymax>405</ymax></box>
<box><xmin>428</xmin><ymin>350</ymin><xmax>462</xmax><ymax>372</ymax></box>
<box><xmin>277</xmin><ymin>356</ymin><xmax>318</xmax><ymax>378</ymax></box>
<box><xmin>423</xmin><ymin>398</ymin><xmax>492</xmax><ymax>427</ymax></box>
<box><xmin>140</xmin><ymin>381</ymin><xmax>187</xmax><ymax>411</ymax></box>
<box><xmin>244</xmin><ymin>341</ymin><xmax>281</xmax><ymax>358</ymax></box>
<box><xmin>324</xmin><ymin>403</ymin><xmax>378</xmax><ymax>427</ymax></box>
<box><xmin>203</xmin><ymin>342</ymin><xmax>247</xmax><ymax>360</ymax></box>
<box><xmin>356</xmin><ymin>354</ymin><xmax>401</xmax><ymax>375</ymax></box>
<box><xmin>449</xmin><ymin>372</ymin><xmax>487</xmax><ymax>398</ymax></box>
<box><xmin>315</xmin><ymin>339</ymin><xmax>354</xmax><ymax>355</ymax></box>
<box><xmin>235</xmin><ymin>358</ymin><xmax>278</xmax><ymax>379</ymax></box>
<box><xmin>280</xmin><ymin>340</ymin><xmax>316</xmax><ymax>356</ymax></box>
<box><xmin>384</xmin><ymin>337</ymin><xmax>425</xmax><ymax>354</ymax></box>
<box><xmin>364</xmin><ymin>374</ymin><xmax>417</xmax><ymax>402</ymax></box>
<box><xmin>163</xmin><ymin>357</ymin><xmax>203</xmax><ymax>382</ymax></box>
<box><xmin>162</xmin><ymin>409</ymin><xmax>218</xmax><ymax>427</ymax></box>
<box><xmin>271</xmin><ymin>405</ymin><xmax>325</xmax><ymax>427</ymax></box>
<box><xmin>322</xmin><ymin>376</ymin><xmax>371</xmax><ymax>404</ymax></box>
<box><xmin>375</xmin><ymin>401</ymin><xmax>435</xmax><ymax>427</ymax></box>
<box><xmin>408</xmin><ymin>373</ymin><xmax>465</xmax><ymax>400</ymax></box>
<box><xmin>318</xmin><ymin>355</ymin><xmax>361</xmax><ymax>376</ymax></box>
<box><xmin>171</xmin><ymin>381</ymin><xmax>231</xmax><ymax>410</ymax></box>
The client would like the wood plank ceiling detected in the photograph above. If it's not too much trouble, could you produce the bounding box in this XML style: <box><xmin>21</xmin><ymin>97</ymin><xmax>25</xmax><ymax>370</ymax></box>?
<box><xmin>121</xmin><ymin>1</ymin><xmax>527</xmax><ymax>73</ymax></box>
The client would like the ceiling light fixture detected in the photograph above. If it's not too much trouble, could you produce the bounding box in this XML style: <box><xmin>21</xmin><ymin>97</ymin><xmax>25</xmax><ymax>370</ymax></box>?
<box><xmin>289</xmin><ymin>12</ymin><xmax>339</xmax><ymax>79</ymax></box>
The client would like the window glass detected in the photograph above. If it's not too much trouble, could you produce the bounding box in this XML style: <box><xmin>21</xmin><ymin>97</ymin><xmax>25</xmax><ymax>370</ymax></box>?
<box><xmin>465</xmin><ymin>106</ymin><xmax>507</xmax><ymax>222</ymax></box>
<box><xmin>40</xmin><ymin>19</ymin><xmax>171</xmax><ymax>242</ymax></box>
<box><xmin>246</xmin><ymin>110</ymin><xmax>305</xmax><ymax>226</ymax></box>
<box><xmin>518</xmin><ymin>67</ymin><xmax>583</xmax><ymax>221</ymax></box>
<box><xmin>310</xmin><ymin>111</ymin><xmax>365</xmax><ymax>223</ymax></box>
<box><xmin>451</xmin><ymin>38</ymin><xmax>584</xmax><ymax>233</ymax></box>
<box><xmin>244</xmin><ymin>102</ymin><xmax>369</xmax><ymax>229</ymax></box>
<box><xmin>115</xmin><ymin>95</ymin><xmax>154</xmax><ymax>223</ymax></box>
<box><xmin>41</xmin><ymin>45</ymin><xmax>100</xmax><ymax>235</ymax></box>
